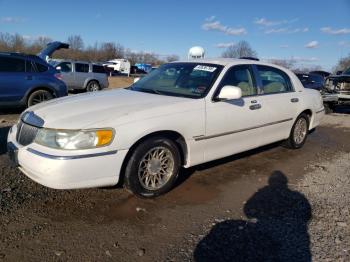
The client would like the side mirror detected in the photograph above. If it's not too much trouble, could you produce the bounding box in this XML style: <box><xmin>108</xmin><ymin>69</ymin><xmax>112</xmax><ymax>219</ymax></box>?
<box><xmin>217</xmin><ymin>85</ymin><xmax>242</xmax><ymax>101</ymax></box>
<box><xmin>56</xmin><ymin>66</ymin><xmax>61</xmax><ymax>71</ymax></box>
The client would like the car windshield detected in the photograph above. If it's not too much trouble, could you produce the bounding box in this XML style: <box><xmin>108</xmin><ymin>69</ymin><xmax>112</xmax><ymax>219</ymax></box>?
<box><xmin>129</xmin><ymin>62</ymin><xmax>224</xmax><ymax>98</ymax></box>
<box><xmin>343</xmin><ymin>67</ymin><xmax>350</xmax><ymax>75</ymax></box>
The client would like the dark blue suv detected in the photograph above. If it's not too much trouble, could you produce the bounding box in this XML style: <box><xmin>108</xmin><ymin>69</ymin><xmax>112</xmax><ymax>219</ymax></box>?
<box><xmin>0</xmin><ymin>42</ymin><xmax>69</xmax><ymax>108</ymax></box>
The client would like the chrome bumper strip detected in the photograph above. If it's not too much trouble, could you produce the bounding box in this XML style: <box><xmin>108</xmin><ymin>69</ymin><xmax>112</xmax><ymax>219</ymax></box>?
<box><xmin>193</xmin><ymin>118</ymin><xmax>293</xmax><ymax>141</ymax></box>
<box><xmin>27</xmin><ymin>148</ymin><xmax>118</xmax><ymax>160</ymax></box>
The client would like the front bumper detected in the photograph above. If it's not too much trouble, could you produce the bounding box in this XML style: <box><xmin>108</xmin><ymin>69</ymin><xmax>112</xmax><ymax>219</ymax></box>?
<box><xmin>7</xmin><ymin>125</ymin><xmax>128</xmax><ymax>189</ymax></box>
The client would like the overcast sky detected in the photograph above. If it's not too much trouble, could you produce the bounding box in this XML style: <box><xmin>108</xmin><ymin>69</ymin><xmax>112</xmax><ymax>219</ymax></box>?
<box><xmin>1</xmin><ymin>0</ymin><xmax>350</xmax><ymax>70</ymax></box>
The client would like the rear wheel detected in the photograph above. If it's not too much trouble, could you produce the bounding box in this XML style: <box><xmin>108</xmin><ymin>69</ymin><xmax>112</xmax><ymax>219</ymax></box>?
<box><xmin>86</xmin><ymin>80</ymin><xmax>100</xmax><ymax>92</ymax></box>
<box><xmin>124</xmin><ymin>137</ymin><xmax>181</xmax><ymax>198</ymax></box>
<box><xmin>27</xmin><ymin>90</ymin><xmax>53</xmax><ymax>107</ymax></box>
<box><xmin>284</xmin><ymin>113</ymin><xmax>309</xmax><ymax>149</ymax></box>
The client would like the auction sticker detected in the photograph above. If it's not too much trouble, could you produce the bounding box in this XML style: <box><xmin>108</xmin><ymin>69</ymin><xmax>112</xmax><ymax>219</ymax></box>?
<box><xmin>193</xmin><ymin>65</ymin><xmax>217</xmax><ymax>72</ymax></box>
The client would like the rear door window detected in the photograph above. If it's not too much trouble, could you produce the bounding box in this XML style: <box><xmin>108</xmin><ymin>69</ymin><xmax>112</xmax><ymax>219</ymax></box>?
<box><xmin>75</xmin><ymin>63</ymin><xmax>89</xmax><ymax>73</ymax></box>
<box><xmin>0</xmin><ymin>56</ymin><xmax>25</xmax><ymax>72</ymax></box>
<box><xmin>35</xmin><ymin>62</ymin><xmax>48</xmax><ymax>72</ymax></box>
<box><xmin>256</xmin><ymin>65</ymin><xmax>293</xmax><ymax>94</ymax></box>
<box><xmin>26</xmin><ymin>60</ymin><xmax>36</xmax><ymax>73</ymax></box>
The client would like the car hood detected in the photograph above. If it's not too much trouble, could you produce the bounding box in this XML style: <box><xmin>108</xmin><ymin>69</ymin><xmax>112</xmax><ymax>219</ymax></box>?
<box><xmin>37</xmin><ymin>41</ymin><xmax>69</xmax><ymax>61</ymax></box>
<box><xmin>28</xmin><ymin>89</ymin><xmax>202</xmax><ymax>129</ymax></box>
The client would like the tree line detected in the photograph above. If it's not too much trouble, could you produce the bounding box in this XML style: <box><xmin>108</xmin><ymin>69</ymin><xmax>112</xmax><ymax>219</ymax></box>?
<box><xmin>0</xmin><ymin>33</ymin><xmax>179</xmax><ymax>65</ymax></box>
<box><xmin>1</xmin><ymin>32</ymin><xmax>348</xmax><ymax>72</ymax></box>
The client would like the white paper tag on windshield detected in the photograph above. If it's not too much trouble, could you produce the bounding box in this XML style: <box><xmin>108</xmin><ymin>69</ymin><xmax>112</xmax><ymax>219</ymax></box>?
<box><xmin>194</xmin><ymin>65</ymin><xmax>217</xmax><ymax>72</ymax></box>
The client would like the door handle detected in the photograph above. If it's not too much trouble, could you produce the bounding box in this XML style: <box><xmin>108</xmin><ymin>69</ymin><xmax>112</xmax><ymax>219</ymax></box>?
<box><xmin>25</xmin><ymin>75</ymin><xmax>33</xmax><ymax>80</ymax></box>
<box><xmin>249</xmin><ymin>104</ymin><xmax>261</xmax><ymax>110</ymax></box>
<box><xmin>291</xmin><ymin>98</ymin><xmax>299</xmax><ymax>103</ymax></box>
<box><xmin>250</xmin><ymin>100</ymin><xmax>258</xmax><ymax>104</ymax></box>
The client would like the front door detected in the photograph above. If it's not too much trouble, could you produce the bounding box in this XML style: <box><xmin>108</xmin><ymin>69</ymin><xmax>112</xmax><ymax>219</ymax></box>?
<box><xmin>203</xmin><ymin>65</ymin><xmax>267</xmax><ymax>162</ymax></box>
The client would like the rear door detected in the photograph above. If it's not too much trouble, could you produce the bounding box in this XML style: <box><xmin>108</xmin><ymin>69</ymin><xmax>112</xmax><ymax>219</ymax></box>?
<box><xmin>74</xmin><ymin>63</ymin><xmax>90</xmax><ymax>89</ymax></box>
<box><xmin>253</xmin><ymin>65</ymin><xmax>299</xmax><ymax>145</ymax></box>
<box><xmin>0</xmin><ymin>56</ymin><xmax>29</xmax><ymax>103</ymax></box>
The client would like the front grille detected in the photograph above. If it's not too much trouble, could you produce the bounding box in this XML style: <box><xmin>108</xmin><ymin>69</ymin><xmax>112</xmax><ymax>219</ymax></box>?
<box><xmin>16</xmin><ymin>121</ymin><xmax>39</xmax><ymax>146</ymax></box>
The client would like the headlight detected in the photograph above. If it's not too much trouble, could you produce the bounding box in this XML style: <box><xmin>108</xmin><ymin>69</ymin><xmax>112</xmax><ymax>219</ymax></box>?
<box><xmin>34</xmin><ymin>128</ymin><xmax>114</xmax><ymax>150</ymax></box>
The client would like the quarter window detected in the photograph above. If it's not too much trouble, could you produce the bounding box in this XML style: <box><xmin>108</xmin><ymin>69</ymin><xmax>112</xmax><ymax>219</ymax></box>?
<box><xmin>75</xmin><ymin>63</ymin><xmax>89</xmax><ymax>73</ymax></box>
<box><xmin>218</xmin><ymin>65</ymin><xmax>257</xmax><ymax>96</ymax></box>
<box><xmin>257</xmin><ymin>65</ymin><xmax>293</xmax><ymax>94</ymax></box>
<box><xmin>92</xmin><ymin>65</ymin><xmax>106</xmax><ymax>73</ymax></box>
<box><xmin>35</xmin><ymin>62</ymin><xmax>48</xmax><ymax>72</ymax></box>
<box><xmin>0</xmin><ymin>56</ymin><xmax>25</xmax><ymax>72</ymax></box>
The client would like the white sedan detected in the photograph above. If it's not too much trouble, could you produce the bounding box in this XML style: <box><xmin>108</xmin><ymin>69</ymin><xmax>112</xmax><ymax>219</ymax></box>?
<box><xmin>7</xmin><ymin>59</ymin><xmax>324</xmax><ymax>198</ymax></box>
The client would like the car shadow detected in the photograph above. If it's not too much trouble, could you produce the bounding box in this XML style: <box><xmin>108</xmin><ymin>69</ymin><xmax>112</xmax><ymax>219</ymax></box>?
<box><xmin>194</xmin><ymin>171</ymin><xmax>312</xmax><ymax>262</ymax></box>
<box><xmin>334</xmin><ymin>105</ymin><xmax>350</xmax><ymax>114</ymax></box>
<box><xmin>0</xmin><ymin>126</ymin><xmax>11</xmax><ymax>155</ymax></box>
<box><xmin>0</xmin><ymin>108</ymin><xmax>24</xmax><ymax>115</ymax></box>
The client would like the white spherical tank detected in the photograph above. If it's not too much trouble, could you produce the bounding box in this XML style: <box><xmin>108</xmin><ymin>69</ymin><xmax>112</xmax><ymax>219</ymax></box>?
<box><xmin>188</xmin><ymin>46</ymin><xmax>205</xmax><ymax>59</ymax></box>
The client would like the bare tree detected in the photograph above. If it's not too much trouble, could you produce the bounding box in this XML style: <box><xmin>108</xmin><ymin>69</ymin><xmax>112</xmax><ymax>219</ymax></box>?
<box><xmin>10</xmin><ymin>33</ymin><xmax>26</xmax><ymax>52</ymax></box>
<box><xmin>166</xmin><ymin>54</ymin><xmax>179</xmax><ymax>62</ymax></box>
<box><xmin>222</xmin><ymin>40</ymin><xmax>257</xmax><ymax>58</ymax></box>
<box><xmin>267</xmin><ymin>59</ymin><xmax>296</xmax><ymax>69</ymax></box>
<box><xmin>333</xmin><ymin>54</ymin><xmax>350</xmax><ymax>73</ymax></box>
<box><xmin>67</xmin><ymin>35</ymin><xmax>84</xmax><ymax>51</ymax></box>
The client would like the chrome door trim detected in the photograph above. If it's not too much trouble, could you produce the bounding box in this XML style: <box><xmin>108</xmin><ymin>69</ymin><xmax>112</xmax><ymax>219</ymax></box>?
<box><xmin>193</xmin><ymin>118</ymin><xmax>293</xmax><ymax>141</ymax></box>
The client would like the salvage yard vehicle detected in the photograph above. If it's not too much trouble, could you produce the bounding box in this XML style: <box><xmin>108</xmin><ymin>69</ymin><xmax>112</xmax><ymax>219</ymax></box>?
<box><xmin>322</xmin><ymin>67</ymin><xmax>350</xmax><ymax>113</ymax></box>
<box><xmin>0</xmin><ymin>41</ymin><xmax>69</xmax><ymax>108</ymax></box>
<box><xmin>296</xmin><ymin>73</ymin><xmax>325</xmax><ymax>91</ymax></box>
<box><xmin>52</xmin><ymin>60</ymin><xmax>108</xmax><ymax>92</ymax></box>
<box><xmin>7</xmin><ymin>58</ymin><xmax>325</xmax><ymax>198</ymax></box>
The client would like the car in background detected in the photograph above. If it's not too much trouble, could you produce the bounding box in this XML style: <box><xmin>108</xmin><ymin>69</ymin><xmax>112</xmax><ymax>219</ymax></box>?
<box><xmin>130</xmin><ymin>65</ymin><xmax>147</xmax><ymax>75</ymax></box>
<box><xmin>52</xmin><ymin>60</ymin><xmax>109</xmax><ymax>92</ymax></box>
<box><xmin>296</xmin><ymin>73</ymin><xmax>325</xmax><ymax>91</ymax></box>
<box><xmin>322</xmin><ymin>67</ymin><xmax>350</xmax><ymax>112</ymax></box>
<box><xmin>0</xmin><ymin>42</ymin><xmax>69</xmax><ymax>108</ymax></box>
<box><xmin>8</xmin><ymin>59</ymin><xmax>324</xmax><ymax>198</ymax></box>
<box><xmin>309</xmin><ymin>70</ymin><xmax>331</xmax><ymax>79</ymax></box>
<box><xmin>103</xmin><ymin>59</ymin><xmax>130</xmax><ymax>75</ymax></box>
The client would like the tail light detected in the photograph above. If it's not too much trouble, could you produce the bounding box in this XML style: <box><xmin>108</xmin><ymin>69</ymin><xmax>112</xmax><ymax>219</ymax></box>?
<box><xmin>54</xmin><ymin>73</ymin><xmax>63</xmax><ymax>80</ymax></box>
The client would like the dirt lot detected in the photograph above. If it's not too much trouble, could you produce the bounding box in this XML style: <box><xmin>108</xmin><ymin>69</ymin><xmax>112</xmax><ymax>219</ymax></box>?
<box><xmin>0</xmin><ymin>107</ymin><xmax>349</xmax><ymax>261</ymax></box>
<box><xmin>108</xmin><ymin>76</ymin><xmax>134</xmax><ymax>89</ymax></box>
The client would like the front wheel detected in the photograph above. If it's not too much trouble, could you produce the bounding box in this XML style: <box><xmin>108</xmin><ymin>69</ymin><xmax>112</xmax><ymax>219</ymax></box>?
<box><xmin>124</xmin><ymin>137</ymin><xmax>181</xmax><ymax>198</ymax></box>
<box><xmin>284</xmin><ymin>113</ymin><xmax>309</xmax><ymax>149</ymax></box>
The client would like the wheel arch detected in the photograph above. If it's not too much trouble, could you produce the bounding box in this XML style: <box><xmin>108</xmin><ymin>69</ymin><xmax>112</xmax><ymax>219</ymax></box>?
<box><xmin>25</xmin><ymin>86</ymin><xmax>56</xmax><ymax>104</ymax></box>
<box><xmin>84</xmin><ymin>78</ymin><xmax>99</xmax><ymax>89</ymax></box>
<box><xmin>299</xmin><ymin>109</ymin><xmax>313</xmax><ymax>129</ymax></box>
<box><xmin>118</xmin><ymin>130</ymin><xmax>188</xmax><ymax>186</ymax></box>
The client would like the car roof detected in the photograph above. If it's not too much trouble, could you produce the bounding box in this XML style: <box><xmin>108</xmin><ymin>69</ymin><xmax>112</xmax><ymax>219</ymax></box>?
<box><xmin>0</xmin><ymin>52</ymin><xmax>42</xmax><ymax>61</ymax></box>
<box><xmin>173</xmin><ymin>58</ymin><xmax>288</xmax><ymax>68</ymax></box>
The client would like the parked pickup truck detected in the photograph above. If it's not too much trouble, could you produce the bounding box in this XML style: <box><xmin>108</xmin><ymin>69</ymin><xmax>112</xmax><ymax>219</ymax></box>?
<box><xmin>322</xmin><ymin>67</ymin><xmax>350</xmax><ymax>113</ymax></box>
<box><xmin>52</xmin><ymin>60</ymin><xmax>109</xmax><ymax>92</ymax></box>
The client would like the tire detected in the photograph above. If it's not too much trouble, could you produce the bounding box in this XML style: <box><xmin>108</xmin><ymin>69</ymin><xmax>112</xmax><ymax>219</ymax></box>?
<box><xmin>284</xmin><ymin>113</ymin><xmax>309</xmax><ymax>149</ymax></box>
<box><xmin>86</xmin><ymin>80</ymin><xmax>100</xmax><ymax>92</ymax></box>
<box><xmin>27</xmin><ymin>90</ymin><xmax>53</xmax><ymax>107</ymax></box>
<box><xmin>324</xmin><ymin>103</ymin><xmax>334</xmax><ymax>114</ymax></box>
<box><xmin>124</xmin><ymin>137</ymin><xmax>181</xmax><ymax>198</ymax></box>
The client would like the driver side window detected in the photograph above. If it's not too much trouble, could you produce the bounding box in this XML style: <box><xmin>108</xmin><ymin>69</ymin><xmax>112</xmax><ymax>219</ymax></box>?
<box><xmin>219</xmin><ymin>65</ymin><xmax>257</xmax><ymax>97</ymax></box>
